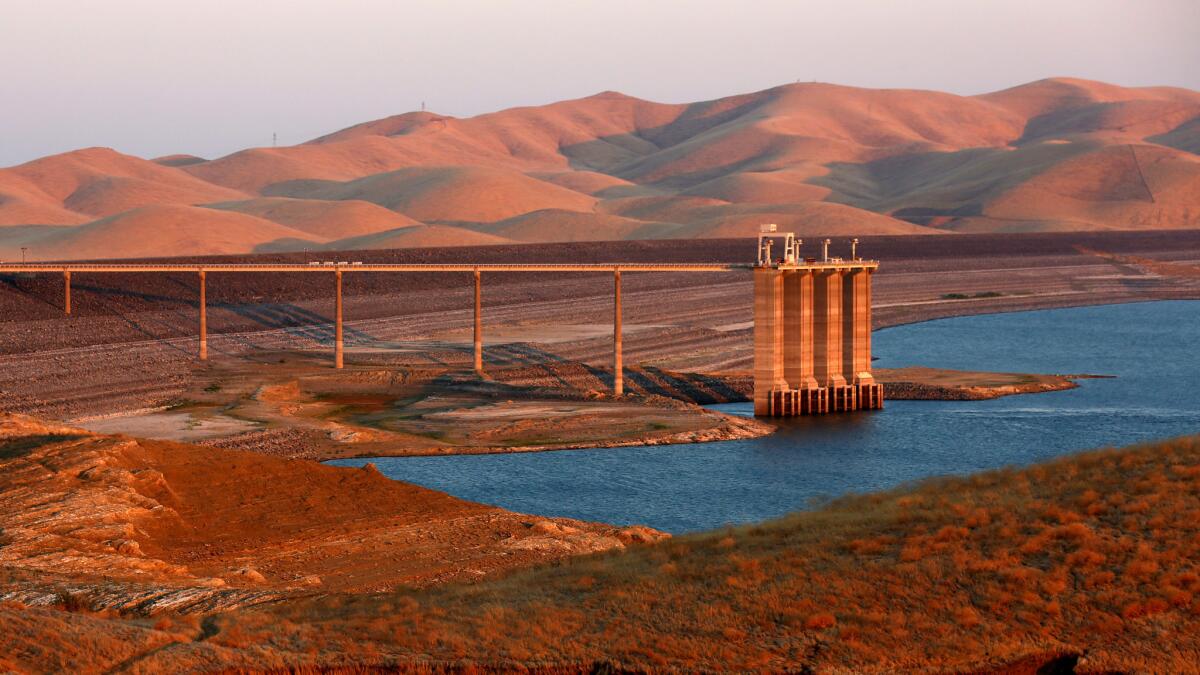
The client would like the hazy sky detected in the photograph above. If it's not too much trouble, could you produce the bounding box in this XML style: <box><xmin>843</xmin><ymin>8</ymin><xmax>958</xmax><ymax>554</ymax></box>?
<box><xmin>2</xmin><ymin>0</ymin><xmax>1196</xmax><ymax>167</ymax></box>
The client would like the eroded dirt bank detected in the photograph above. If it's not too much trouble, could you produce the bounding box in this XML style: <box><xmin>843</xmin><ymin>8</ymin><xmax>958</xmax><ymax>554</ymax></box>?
<box><xmin>0</xmin><ymin>414</ymin><xmax>666</xmax><ymax>616</ymax></box>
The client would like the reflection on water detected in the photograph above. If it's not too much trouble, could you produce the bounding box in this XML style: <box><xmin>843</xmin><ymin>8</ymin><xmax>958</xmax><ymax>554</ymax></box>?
<box><xmin>328</xmin><ymin>301</ymin><xmax>1200</xmax><ymax>533</ymax></box>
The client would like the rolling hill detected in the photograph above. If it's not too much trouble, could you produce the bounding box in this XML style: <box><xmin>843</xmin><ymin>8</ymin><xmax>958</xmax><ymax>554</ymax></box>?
<box><xmin>3</xmin><ymin>77</ymin><xmax>1199</xmax><ymax>260</ymax></box>
<box><xmin>0</xmin><ymin>205</ymin><xmax>317</xmax><ymax>260</ymax></box>
<box><xmin>0</xmin><ymin>147</ymin><xmax>247</xmax><ymax>227</ymax></box>
<box><xmin>205</xmin><ymin>197</ymin><xmax>421</xmax><ymax>239</ymax></box>
<box><xmin>263</xmin><ymin>165</ymin><xmax>598</xmax><ymax>223</ymax></box>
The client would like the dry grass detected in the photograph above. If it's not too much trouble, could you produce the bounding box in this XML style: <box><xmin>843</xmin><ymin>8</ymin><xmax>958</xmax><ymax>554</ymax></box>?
<box><xmin>181</xmin><ymin>434</ymin><xmax>1200</xmax><ymax>673</ymax></box>
<box><xmin>5</xmin><ymin>433</ymin><xmax>1200</xmax><ymax>672</ymax></box>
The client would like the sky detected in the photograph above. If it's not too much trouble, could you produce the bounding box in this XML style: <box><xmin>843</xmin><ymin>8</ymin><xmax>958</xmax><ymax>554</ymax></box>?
<box><xmin>1</xmin><ymin>0</ymin><xmax>1197</xmax><ymax>167</ymax></box>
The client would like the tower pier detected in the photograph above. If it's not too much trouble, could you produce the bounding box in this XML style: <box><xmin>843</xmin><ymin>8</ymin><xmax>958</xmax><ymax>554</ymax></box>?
<box><xmin>753</xmin><ymin>230</ymin><xmax>883</xmax><ymax>416</ymax></box>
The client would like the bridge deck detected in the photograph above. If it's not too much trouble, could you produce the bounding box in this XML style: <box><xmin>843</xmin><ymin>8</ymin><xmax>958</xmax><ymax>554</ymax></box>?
<box><xmin>0</xmin><ymin>261</ymin><xmax>876</xmax><ymax>274</ymax></box>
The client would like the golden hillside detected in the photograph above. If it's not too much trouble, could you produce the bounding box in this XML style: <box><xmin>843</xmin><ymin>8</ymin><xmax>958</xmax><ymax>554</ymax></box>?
<box><xmin>4</xmin><ymin>78</ymin><xmax>1200</xmax><ymax>260</ymax></box>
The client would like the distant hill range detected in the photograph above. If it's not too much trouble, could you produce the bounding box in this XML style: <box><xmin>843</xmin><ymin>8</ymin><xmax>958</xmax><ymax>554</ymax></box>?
<box><xmin>3</xmin><ymin>77</ymin><xmax>1199</xmax><ymax>260</ymax></box>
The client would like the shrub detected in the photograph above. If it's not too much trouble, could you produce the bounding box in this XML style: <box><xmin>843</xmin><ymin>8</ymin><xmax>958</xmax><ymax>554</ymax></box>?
<box><xmin>804</xmin><ymin>613</ymin><xmax>836</xmax><ymax>630</ymax></box>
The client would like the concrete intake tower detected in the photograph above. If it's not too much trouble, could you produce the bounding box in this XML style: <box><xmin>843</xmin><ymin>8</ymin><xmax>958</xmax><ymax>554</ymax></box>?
<box><xmin>753</xmin><ymin>228</ymin><xmax>883</xmax><ymax>416</ymax></box>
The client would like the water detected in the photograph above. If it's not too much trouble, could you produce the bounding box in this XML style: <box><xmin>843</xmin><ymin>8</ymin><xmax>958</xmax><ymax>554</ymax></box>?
<box><xmin>327</xmin><ymin>301</ymin><xmax>1200</xmax><ymax>534</ymax></box>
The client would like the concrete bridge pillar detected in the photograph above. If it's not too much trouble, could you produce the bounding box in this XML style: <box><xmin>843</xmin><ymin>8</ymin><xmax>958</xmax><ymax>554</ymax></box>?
<box><xmin>842</xmin><ymin>269</ymin><xmax>874</xmax><ymax>386</ymax></box>
<box><xmin>813</xmin><ymin>269</ymin><xmax>846</xmax><ymax>389</ymax></box>
<box><xmin>613</xmin><ymin>269</ymin><xmax>623</xmax><ymax>396</ymax></box>
<box><xmin>783</xmin><ymin>269</ymin><xmax>817</xmax><ymax>391</ymax></box>
<box><xmin>63</xmin><ymin>271</ymin><xmax>71</xmax><ymax>315</ymax></box>
<box><xmin>473</xmin><ymin>269</ymin><xmax>483</xmax><ymax>374</ymax></box>
<box><xmin>753</xmin><ymin>267</ymin><xmax>787</xmax><ymax>415</ymax></box>
<box><xmin>334</xmin><ymin>270</ymin><xmax>343</xmax><ymax>369</ymax></box>
<box><xmin>198</xmin><ymin>270</ymin><xmax>207</xmax><ymax>361</ymax></box>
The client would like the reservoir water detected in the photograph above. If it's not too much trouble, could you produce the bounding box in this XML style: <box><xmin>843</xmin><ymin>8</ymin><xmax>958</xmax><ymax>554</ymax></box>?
<box><xmin>328</xmin><ymin>301</ymin><xmax>1200</xmax><ymax>534</ymax></box>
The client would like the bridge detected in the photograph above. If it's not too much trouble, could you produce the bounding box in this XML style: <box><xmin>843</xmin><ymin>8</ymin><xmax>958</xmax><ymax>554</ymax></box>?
<box><xmin>0</xmin><ymin>235</ymin><xmax>882</xmax><ymax>416</ymax></box>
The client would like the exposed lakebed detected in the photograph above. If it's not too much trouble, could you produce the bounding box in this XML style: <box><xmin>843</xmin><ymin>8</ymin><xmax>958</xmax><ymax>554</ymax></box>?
<box><xmin>329</xmin><ymin>301</ymin><xmax>1200</xmax><ymax>533</ymax></box>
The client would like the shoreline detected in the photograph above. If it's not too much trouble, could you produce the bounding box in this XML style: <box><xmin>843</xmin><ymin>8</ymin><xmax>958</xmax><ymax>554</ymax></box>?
<box><xmin>314</xmin><ymin>408</ymin><xmax>773</xmax><ymax>460</ymax></box>
<box><xmin>62</xmin><ymin>299</ymin><xmax>1128</xmax><ymax>464</ymax></box>
<box><xmin>314</xmin><ymin>365</ymin><xmax>1099</xmax><ymax>461</ymax></box>
<box><xmin>874</xmin><ymin>295</ymin><xmax>1185</xmax><ymax>332</ymax></box>
<box><xmin>139</xmin><ymin>361</ymin><xmax>1096</xmax><ymax>463</ymax></box>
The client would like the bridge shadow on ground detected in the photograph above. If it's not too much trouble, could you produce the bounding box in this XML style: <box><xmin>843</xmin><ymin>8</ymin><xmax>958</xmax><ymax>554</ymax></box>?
<box><xmin>471</xmin><ymin>342</ymin><xmax>748</xmax><ymax>402</ymax></box>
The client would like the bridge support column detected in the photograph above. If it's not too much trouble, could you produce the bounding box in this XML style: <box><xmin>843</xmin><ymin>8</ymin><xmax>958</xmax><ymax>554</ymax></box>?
<box><xmin>814</xmin><ymin>269</ymin><xmax>846</xmax><ymax>405</ymax></box>
<box><xmin>753</xmin><ymin>267</ymin><xmax>787</xmax><ymax>415</ymax></box>
<box><xmin>198</xmin><ymin>270</ymin><xmax>207</xmax><ymax>361</ymax></box>
<box><xmin>842</xmin><ymin>268</ymin><xmax>875</xmax><ymax>388</ymax></box>
<box><xmin>63</xmin><ymin>271</ymin><xmax>71</xmax><ymax>315</ymax></box>
<box><xmin>473</xmin><ymin>269</ymin><xmax>483</xmax><ymax>374</ymax></box>
<box><xmin>613</xmin><ymin>269</ymin><xmax>623</xmax><ymax>396</ymax></box>
<box><xmin>335</xmin><ymin>270</ymin><xmax>344</xmax><ymax>369</ymax></box>
<box><xmin>843</xmin><ymin>267</ymin><xmax>882</xmax><ymax>411</ymax></box>
<box><xmin>783</xmin><ymin>269</ymin><xmax>817</xmax><ymax>391</ymax></box>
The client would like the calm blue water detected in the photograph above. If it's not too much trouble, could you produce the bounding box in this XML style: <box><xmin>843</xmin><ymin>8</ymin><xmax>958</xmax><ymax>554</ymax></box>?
<box><xmin>328</xmin><ymin>301</ymin><xmax>1200</xmax><ymax>534</ymax></box>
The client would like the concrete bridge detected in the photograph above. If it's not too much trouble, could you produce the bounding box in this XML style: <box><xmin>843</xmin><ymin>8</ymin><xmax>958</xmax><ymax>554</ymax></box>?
<box><xmin>0</xmin><ymin>236</ymin><xmax>881</xmax><ymax>416</ymax></box>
